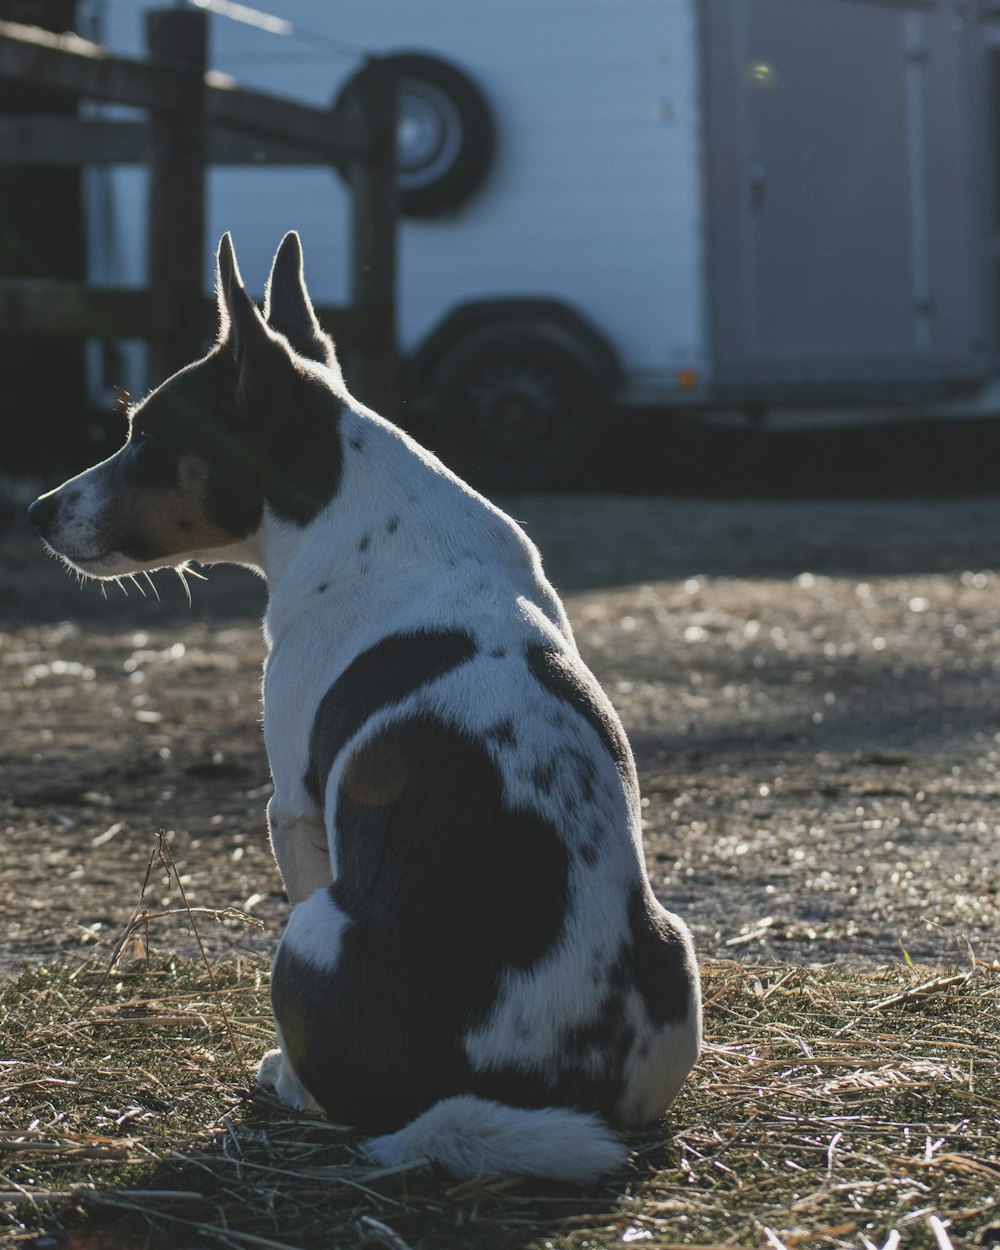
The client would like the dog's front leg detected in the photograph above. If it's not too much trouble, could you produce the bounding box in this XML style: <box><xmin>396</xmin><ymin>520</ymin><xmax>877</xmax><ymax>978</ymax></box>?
<box><xmin>266</xmin><ymin>796</ymin><xmax>332</xmax><ymax>905</ymax></box>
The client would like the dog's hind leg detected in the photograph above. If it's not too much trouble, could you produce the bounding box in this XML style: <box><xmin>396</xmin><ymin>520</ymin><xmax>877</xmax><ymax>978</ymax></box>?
<box><xmin>256</xmin><ymin>1043</ymin><xmax>323</xmax><ymax>1114</ymax></box>
<box><xmin>259</xmin><ymin>886</ymin><xmax>350</xmax><ymax>1114</ymax></box>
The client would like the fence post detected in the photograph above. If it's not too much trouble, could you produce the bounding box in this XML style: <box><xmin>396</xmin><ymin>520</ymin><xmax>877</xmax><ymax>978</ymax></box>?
<box><xmin>145</xmin><ymin>7</ymin><xmax>207</xmax><ymax>385</ymax></box>
<box><xmin>346</xmin><ymin>58</ymin><xmax>398</xmax><ymax>417</ymax></box>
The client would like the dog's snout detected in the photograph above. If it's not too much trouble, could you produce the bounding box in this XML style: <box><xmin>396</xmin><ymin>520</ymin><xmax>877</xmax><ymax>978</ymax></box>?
<box><xmin>28</xmin><ymin>494</ymin><xmax>58</xmax><ymax>536</ymax></box>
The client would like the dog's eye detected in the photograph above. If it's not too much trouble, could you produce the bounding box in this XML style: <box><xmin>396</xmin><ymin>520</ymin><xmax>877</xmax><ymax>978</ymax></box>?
<box><xmin>133</xmin><ymin>425</ymin><xmax>150</xmax><ymax>446</ymax></box>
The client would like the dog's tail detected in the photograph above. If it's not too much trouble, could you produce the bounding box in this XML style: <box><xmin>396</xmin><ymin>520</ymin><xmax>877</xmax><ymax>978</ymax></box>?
<box><xmin>364</xmin><ymin>1094</ymin><xmax>627</xmax><ymax>1183</ymax></box>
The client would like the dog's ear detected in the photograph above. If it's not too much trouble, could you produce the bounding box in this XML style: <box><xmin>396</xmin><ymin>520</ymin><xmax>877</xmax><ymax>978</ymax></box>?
<box><xmin>215</xmin><ymin>233</ymin><xmax>293</xmax><ymax>412</ymax></box>
<box><xmin>263</xmin><ymin>232</ymin><xmax>339</xmax><ymax>372</ymax></box>
<box><xmin>216</xmin><ymin>232</ymin><xmax>265</xmax><ymax>352</ymax></box>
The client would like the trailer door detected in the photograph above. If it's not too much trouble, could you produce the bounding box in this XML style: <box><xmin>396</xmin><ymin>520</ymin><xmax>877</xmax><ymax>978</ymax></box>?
<box><xmin>701</xmin><ymin>0</ymin><xmax>990</xmax><ymax>400</ymax></box>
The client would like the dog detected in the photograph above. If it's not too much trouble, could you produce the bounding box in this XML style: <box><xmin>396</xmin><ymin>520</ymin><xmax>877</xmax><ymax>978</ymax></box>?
<box><xmin>29</xmin><ymin>233</ymin><xmax>701</xmax><ymax>1183</ymax></box>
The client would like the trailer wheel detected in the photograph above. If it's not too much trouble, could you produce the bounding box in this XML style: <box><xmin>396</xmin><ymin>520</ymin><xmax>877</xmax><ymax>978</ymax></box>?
<box><xmin>427</xmin><ymin>322</ymin><xmax>610</xmax><ymax>492</ymax></box>
<box><xmin>336</xmin><ymin>52</ymin><xmax>495</xmax><ymax>218</ymax></box>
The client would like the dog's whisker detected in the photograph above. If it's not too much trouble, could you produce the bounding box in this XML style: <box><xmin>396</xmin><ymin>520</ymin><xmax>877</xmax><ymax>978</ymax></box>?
<box><xmin>129</xmin><ymin>573</ymin><xmax>147</xmax><ymax>598</ymax></box>
<box><xmin>174</xmin><ymin>565</ymin><xmax>193</xmax><ymax>607</ymax></box>
<box><xmin>143</xmin><ymin>571</ymin><xmax>161</xmax><ymax>601</ymax></box>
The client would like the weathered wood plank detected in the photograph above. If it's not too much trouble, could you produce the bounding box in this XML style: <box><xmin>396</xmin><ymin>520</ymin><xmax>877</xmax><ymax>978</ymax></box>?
<box><xmin>206</xmin><ymin>77</ymin><xmax>370</xmax><ymax>158</ymax></box>
<box><xmin>146</xmin><ymin>9</ymin><xmax>207</xmax><ymax>382</ymax></box>
<box><xmin>345</xmin><ymin>60</ymin><xmax>399</xmax><ymax>416</ymax></box>
<box><xmin>0</xmin><ymin>279</ymin><xmax>375</xmax><ymax>345</ymax></box>
<box><xmin>0</xmin><ymin>21</ymin><xmax>371</xmax><ymax>158</ymax></box>
<box><xmin>0</xmin><ymin>117</ymin><xmax>147</xmax><ymax>165</ymax></box>
<box><xmin>0</xmin><ymin>19</ymin><xmax>184</xmax><ymax>111</ymax></box>
<box><xmin>0</xmin><ymin>117</ymin><xmax>344</xmax><ymax>166</ymax></box>
<box><xmin>206</xmin><ymin>124</ymin><xmax>334</xmax><ymax>166</ymax></box>
<box><xmin>0</xmin><ymin>280</ymin><xmax>180</xmax><ymax>339</ymax></box>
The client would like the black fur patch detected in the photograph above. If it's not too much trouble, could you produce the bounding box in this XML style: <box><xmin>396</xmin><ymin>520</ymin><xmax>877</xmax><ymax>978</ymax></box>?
<box><xmin>255</xmin><ymin>382</ymin><xmax>344</xmax><ymax>528</ymax></box>
<box><xmin>122</xmin><ymin>351</ymin><xmax>263</xmax><ymax>550</ymax></box>
<box><xmin>484</xmin><ymin>719</ymin><xmax>517</xmax><ymax>747</ymax></box>
<box><xmin>526</xmin><ymin>644</ymin><xmax>635</xmax><ymax>784</ymax></box>
<box><xmin>145</xmin><ymin>347</ymin><xmax>343</xmax><ymax>532</ymax></box>
<box><xmin>303</xmin><ymin>629</ymin><xmax>477</xmax><ymax>805</ymax></box>
<box><xmin>531</xmin><ymin>758</ymin><xmax>559</xmax><ymax>793</ymax></box>
<box><xmin>580</xmin><ymin>840</ymin><xmax>600</xmax><ymax>867</ymax></box>
<box><xmin>626</xmin><ymin>885</ymin><xmax>692</xmax><ymax>1027</ymax></box>
<box><xmin>110</xmin><ymin>343</ymin><xmax>343</xmax><ymax>554</ymax></box>
<box><xmin>273</xmin><ymin>713</ymin><xmax>570</xmax><ymax>1133</ymax></box>
<box><xmin>569</xmin><ymin>749</ymin><xmax>598</xmax><ymax>803</ymax></box>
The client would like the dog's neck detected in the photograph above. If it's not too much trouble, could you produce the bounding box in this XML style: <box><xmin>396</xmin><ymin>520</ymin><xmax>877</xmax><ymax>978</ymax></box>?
<box><xmin>244</xmin><ymin>403</ymin><xmax>571</xmax><ymax>654</ymax></box>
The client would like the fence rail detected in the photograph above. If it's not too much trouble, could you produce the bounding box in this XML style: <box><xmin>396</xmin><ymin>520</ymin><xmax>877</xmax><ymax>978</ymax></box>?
<box><xmin>0</xmin><ymin>278</ymin><xmax>377</xmax><ymax>343</ymax></box>
<box><xmin>0</xmin><ymin>9</ymin><xmax>397</xmax><ymax>412</ymax></box>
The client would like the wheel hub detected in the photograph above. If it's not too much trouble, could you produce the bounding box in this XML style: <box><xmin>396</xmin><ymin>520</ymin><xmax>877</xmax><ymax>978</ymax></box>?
<box><xmin>470</xmin><ymin>370</ymin><xmax>555</xmax><ymax>451</ymax></box>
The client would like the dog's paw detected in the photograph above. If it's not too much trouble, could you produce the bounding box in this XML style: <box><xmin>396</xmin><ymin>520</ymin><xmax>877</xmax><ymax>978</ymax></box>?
<box><xmin>255</xmin><ymin>1047</ymin><xmax>323</xmax><ymax>1114</ymax></box>
<box><xmin>256</xmin><ymin>1047</ymin><xmax>284</xmax><ymax>1091</ymax></box>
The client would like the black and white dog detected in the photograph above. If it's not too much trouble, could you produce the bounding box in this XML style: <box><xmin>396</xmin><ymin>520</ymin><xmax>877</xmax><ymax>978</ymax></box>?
<box><xmin>29</xmin><ymin>234</ymin><xmax>700</xmax><ymax>1182</ymax></box>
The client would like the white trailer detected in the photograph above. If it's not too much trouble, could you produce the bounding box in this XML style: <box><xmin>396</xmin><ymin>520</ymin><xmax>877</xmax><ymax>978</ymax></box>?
<box><xmin>82</xmin><ymin>0</ymin><xmax>995</xmax><ymax>488</ymax></box>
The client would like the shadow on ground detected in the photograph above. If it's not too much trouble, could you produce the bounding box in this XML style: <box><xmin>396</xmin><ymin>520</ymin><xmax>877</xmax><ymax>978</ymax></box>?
<box><xmin>599</xmin><ymin>411</ymin><xmax>1000</xmax><ymax>497</ymax></box>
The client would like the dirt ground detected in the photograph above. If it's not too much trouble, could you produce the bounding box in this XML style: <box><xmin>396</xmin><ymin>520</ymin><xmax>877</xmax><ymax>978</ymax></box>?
<box><xmin>3</xmin><ymin>488</ymin><xmax>1000</xmax><ymax>974</ymax></box>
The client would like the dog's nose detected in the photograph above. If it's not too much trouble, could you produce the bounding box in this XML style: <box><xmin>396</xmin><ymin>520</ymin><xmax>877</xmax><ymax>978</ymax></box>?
<box><xmin>28</xmin><ymin>494</ymin><xmax>58</xmax><ymax>536</ymax></box>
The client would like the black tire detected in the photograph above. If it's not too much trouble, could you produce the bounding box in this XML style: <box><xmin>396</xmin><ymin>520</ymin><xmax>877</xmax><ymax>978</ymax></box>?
<box><xmin>428</xmin><ymin>322</ymin><xmax>610</xmax><ymax>492</ymax></box>
<box><xmin>336</xmin><ymin>52</ymin><xmax>495</xmax><ymax>218</ymax></box>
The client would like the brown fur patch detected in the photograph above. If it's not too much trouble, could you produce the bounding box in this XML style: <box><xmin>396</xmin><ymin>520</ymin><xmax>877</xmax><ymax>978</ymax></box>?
<box><xmin>112</xmin><ymin>454</ymin><xmax>242</xmax><ymax>561</ymax></box>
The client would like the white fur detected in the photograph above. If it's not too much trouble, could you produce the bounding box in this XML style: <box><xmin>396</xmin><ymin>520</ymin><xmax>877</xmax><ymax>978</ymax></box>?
<box><xmin>280</xmin><ymin>886</ymin><xmax>352</xmax><ymax>972</ymax></box>
<box><xmin>365</xmin><ymin>1095</ymin><xmax>627</xmax><ymax>1183</ymax></box>
<box><xmin>257</xmin><ymin>1045</ymin><xmax>323</xmax><ymax>1114</ymax></box>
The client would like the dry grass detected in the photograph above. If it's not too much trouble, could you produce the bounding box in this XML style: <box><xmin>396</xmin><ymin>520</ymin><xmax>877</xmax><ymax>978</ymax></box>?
<box><xmin>2</xmin><ymin>947</ymin><xmax>998</xmax><ymax>1250</ymax></box>
<box><xmin>0</xmin><ymin>837</ymin><xmax>997</xmax><ymax>1250</ymax></box>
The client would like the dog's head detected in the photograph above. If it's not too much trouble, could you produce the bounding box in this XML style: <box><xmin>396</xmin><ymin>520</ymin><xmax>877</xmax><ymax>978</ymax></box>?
<box><xmin>29</xmin><ymin>232</ymin><xmax>344</xmax><ymax>580</ymax></box>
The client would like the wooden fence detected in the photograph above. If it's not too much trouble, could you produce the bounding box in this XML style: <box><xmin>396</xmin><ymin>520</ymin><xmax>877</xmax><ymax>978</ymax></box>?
<box><xmin>0</xmin><ymin>8</ymin><xmax>398</xmax><ymax>413</ymax></box>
